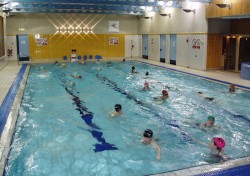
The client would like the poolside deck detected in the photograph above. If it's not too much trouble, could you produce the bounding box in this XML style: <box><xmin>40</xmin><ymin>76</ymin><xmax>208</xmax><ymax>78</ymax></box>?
<box><xmin>0</xmin><ymin>59</ymin><xmax>250</xmax><ymax>176</ymax></box>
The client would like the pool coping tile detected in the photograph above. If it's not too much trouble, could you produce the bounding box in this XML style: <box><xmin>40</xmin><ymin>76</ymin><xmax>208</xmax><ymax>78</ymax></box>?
<box><xmin>0</xmin><ymin>66</ymin><xmax>30</xmax><ymax>175</ymax></box>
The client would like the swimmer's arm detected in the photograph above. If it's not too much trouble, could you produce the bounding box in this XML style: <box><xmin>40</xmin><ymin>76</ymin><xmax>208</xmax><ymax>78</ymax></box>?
<box><xmin>109</xmin><ymin>111</ymin><xmax>116</xmax><ymax>117</ymax></box>
<box><xmin>199</xmin><ymin>123</ymin><xmax>207</xmax><ymax>130</ymax></box>
<box><xmin>219</xmin><ymin>151</ymin><xmax>230</xmax><ymax>161</ymax></box>
<box><xmin>151</xmin><ymin>140</ymin><xmax>161</xmax><ymax>160</ymax></box>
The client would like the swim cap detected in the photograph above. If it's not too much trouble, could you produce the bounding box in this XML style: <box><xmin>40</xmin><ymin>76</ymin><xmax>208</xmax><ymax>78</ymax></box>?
<box><xmin>208</xmin><ymin>116</ymin><xmax>215</xmax><ymax>121</ymax></box>
<box><xmin>79</xmin><ymin>76</ymin><xmax>82</xmax><ymax>79</ymax></box>
<box><xmin>162</xmin><ymin>90</ymin><xmax>168</xmax><ymax>95</ymax></box>
<box><xmin>132</xmin><ymin>66</ymin><xmax>135</xmax><ymax>70</ymax></box>
<box><xmin>143</xmin><ymin>129</ymin><xmax>153</xmax><ymax>138</ymax></box>
<box><xmin>144</xmin><ymin>82</ymin><xmax>149</xmax><ymax>86</ymax></box>
<box><xmin>213</xmin><ymin>137</ymin><xmax>226</xmax><ymax>149</ymax></box>
<box><xmin>145</xmin><ymin>71</ymin><xmax>149</xmax><ymax>76</ymax></box>
<box><xmin>115</xmin><ymin>104</ymin><xmax>122</xmax><ymax>111</ymax></box>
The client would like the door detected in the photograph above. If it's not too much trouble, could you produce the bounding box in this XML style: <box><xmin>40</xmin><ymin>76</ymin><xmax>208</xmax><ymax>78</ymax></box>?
<box><xmin>17</xmin><ymin>35</ymin><xmax>30</xmax><ymax>61</ymax></box>
<box><xmin>160</xmin><ymin>34</ymin><xmax>166</xmax><ymax>63</ymax></box>
<box><xmin>170</xmin><ymin>34</ymin><xmax>176</xmax><ymax>65</ymax></box>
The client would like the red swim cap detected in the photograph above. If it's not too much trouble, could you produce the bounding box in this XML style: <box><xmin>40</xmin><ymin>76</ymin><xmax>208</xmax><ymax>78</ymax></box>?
<box><xmin>213</xmin><ymin>137</ymin><xmax>226</xmax><ymax>149</ymax></box>
<box><xmin>162</xmin><ymin>90</ymin><xmax>168</xmax><ymax>95</ymax></box>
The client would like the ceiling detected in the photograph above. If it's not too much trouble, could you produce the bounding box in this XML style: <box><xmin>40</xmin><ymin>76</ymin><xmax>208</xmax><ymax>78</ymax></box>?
<box><xmin>0</xmin><ymin>0</ymin><xmax>212</xmax><ymax>15</ymax></box>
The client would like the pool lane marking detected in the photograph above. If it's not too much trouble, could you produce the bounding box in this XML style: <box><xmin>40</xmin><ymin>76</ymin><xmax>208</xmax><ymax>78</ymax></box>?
<box><xmin>95</xmin><ymin>73</ymin><xmax>192</xmax><ymax>142</ymax></box>
<box><xmin>63</xmin><ymin>82</ymin><xmax>118</xmax><ymax>152</ymax></box>
<box><xmin>124</xmin><ymin>61</ymin><xmax>250</xmax><ymax>124</ymax></box>
<box><xmin>0</xmin><ymin>64</ymin><xmax>27</xmax><ymax>136</ymax></box>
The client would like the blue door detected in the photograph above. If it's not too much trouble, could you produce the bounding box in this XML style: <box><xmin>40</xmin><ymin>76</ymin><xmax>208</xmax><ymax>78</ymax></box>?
<box><xmin>160</xmin><ymin>34</ymin><xmax>166</xmax><ymax>63</ymax></box>
<box><xmin>170</xmin><ymin>34</ymin><xmax>176</xmax><ymax>65</ymax></box>
<box><xmin>17</xmin><ymin>35</ymin><xmax>30</xmax><ymax>61</ymax></box>
<box><xmin>142</xmin><ymin>34</ymin><xmax>148</xmax><ymax>59</ymax></box>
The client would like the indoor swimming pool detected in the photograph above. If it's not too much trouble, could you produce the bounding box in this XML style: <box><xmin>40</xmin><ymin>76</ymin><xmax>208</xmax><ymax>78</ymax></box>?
<box><xmin>4</xmin><ymin>61</ymin><xmax>250</xmax><ymax>176</ymax></box>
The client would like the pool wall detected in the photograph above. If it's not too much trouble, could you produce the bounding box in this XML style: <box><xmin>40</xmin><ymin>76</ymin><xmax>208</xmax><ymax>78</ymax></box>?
<box><xmin>0</xmin><ymin>64</ymin><xmax>29</xmax><ymax>176</ymax></box>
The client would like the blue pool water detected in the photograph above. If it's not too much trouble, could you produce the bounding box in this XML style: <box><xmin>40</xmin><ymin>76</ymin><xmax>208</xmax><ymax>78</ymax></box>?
<box><xmin>4</xmin><ymin>61</ymin><xmax>250</xmax><ymax>176</ymax></box>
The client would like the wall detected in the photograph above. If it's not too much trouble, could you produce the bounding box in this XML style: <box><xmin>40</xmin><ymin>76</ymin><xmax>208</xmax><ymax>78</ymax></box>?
<box><xmin>6</xmin><ymin>36</ymin><xmax>17</xmax><ymax>60</ymax></box>
<box><xmin>125</xmin><ymin>35</ymin><xmax>142</xmax><ymax>58</ymax></box>
<box><xmin>207</xmin><ymin>34</ymin><xmax>223</xmax><ymax>69</ymax></box>
<box><xmin>148</xmin><ymin>35</ymin><xmax>160</xmax><ymax>61</ymax></box>
<box><xmin>139</xmin><ymin>3</ymin><xmax>208</xmax><ymax>34</ymax></box>
<box><xmin>6</xmin><ymin>13</ymin><xmax>139</xmax><ymax>60</ymax></box>
<box><xmin>28</xmin><ymin>34</ymin><xmax>125</xmax><ymax>60</ymax></box>
<box><xmin>6</xmin><ymin>13</ymin><xmax>139</xmax><ymax>35</ymax></box>
<box><xmin>177</xmin><ymin>34</ymin><xmax>207</xmax><ymax>70</ymax></box>
<box><xmin>137</xmin><ymin>3</ymin><xmax>208</xmax><ymax>70</ymax></box>
<box><xmin>206</xmin><ymin>0</ymin><xmax>250</xmax><ymax>18</ymax></box>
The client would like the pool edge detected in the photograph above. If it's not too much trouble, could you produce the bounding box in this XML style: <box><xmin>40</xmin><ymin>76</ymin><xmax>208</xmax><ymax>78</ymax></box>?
<box><xmin>0</xmin><ymin>65</ymin><xmax>30</xmax><ymax>176</ymax></box>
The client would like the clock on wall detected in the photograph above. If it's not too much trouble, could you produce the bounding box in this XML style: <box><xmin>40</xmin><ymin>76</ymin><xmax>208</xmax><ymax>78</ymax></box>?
<box><xmin>109</xmin><ymin>21</ymin><xmax>119</xmax><ymax>32</ymax></box>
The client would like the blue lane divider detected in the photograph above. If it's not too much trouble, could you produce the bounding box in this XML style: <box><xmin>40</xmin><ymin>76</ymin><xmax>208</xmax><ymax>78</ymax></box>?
<box><xmin>0</xmin><ymin>64</ymin><xmax>27</xmax><ymax>136</ymax></box>
<box><xmin>63</xmin><ymin>82</ymin><xmax>118</xmax><ymax>152</ymax></box>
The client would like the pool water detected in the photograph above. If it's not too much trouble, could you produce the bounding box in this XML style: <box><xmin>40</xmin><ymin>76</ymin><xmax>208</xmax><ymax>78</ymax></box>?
<box><xmin>4</xmin><ymin>61</ymin><xmax>250</xmax><ymax>176</ymax></box>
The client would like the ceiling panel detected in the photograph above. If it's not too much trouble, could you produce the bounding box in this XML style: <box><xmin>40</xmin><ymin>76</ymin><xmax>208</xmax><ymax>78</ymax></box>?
<box><xmin>0</xmin><ymin>0</ymin><xmax>212</xmax><ymax>15</ymax></box>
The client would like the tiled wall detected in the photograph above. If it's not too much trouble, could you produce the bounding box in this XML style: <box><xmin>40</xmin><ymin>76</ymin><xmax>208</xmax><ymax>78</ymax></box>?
<box><xmin>207</xmin><ymin>34</ymin><xmax>222</xmax><ymax>69</ymax></box>
<box><xmin>29</xmin><ymin>34</ymin><xmax>125</xmax><ymax>60</ymax></box>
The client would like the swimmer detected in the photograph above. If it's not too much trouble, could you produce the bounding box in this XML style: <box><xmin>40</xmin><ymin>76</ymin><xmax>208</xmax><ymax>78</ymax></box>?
<box><xmin>153</xmin><ymin>90</ymin><xmax>169</xmax><ymax>103</ymax></box>
<box><xmin>70</xmin><ymin>75</ymin><xmax>82</xmax><ymax>79</ymax></box>
<box><xmin>198</xmin><ymin>92</ymin><xmax>214</xmax><ymax>101</ymax></box>
<box><xmin>61</xmin><ymin>63</ymin><xmax>67</xmax><ymax>68</ymax></box>
<box><xmin>141</xmin><ymin>129</ymin><xmax>161</xmax><ymax>160</ymax></box>
<box><xmin>79</xmin><ymin>60</ymin><xmax>86</xmax><ymax>64</ymax></box>
<box><xmin>131</xmin><ymin>66</ymin><xmax>137</xmax><ymax>73</ymax></box>
<box><xmin>106</xmin><ymin>61</ymin><xmax>112</xmax><ymax>66</ymax></box>
<box><xmin>229</xmin><ymin>84</ymin><xmax>236</xmax><ymax>93</ymax></box>
<box><xmin>142</xmin><ymin>81</ymin><xmax>151</xmax><ymax>91</ymax></box>
<box><xmin>110</xmin><ymin>104</ymin><xmax>123</xmax><ymax>117</ymax></box>
<box><xmin>122</xmin><ymin>58</ymin><xmax>126</xmax><ymax>62</ymax></box>
<box><xmin>53</xmin><ymin>61</ymin><xmax>59</xmax><ymax>65</ymax></box>
<box><xmin>192</xmin><ymin>137</ymin><xmax>230</xmax><ymax>162</ymax></box>
<box><xmin>145</xmin><ymin>71</ymin><xmax>149</xmax><ymax>76</ymax></box>
<box><xmin>199</xmin><ymin>116</ymin><xmax>220</xmax><ymax>131</ymax></box>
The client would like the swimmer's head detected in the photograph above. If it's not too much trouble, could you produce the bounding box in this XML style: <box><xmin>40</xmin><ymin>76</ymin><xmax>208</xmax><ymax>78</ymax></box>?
<box><xmin>144</xmin><ymin>81</ymin><xmax>149</xmax><ymax>86</ymax></box>
<box><xmin>115</xmin><ymin>104</ymin><xmax>122</xmax><ymax>112</ymax></box>
<box><xmin>79</xmin><ymin>76</ymin><xmax>82</xmax><ymax>79</ymax></box>
<box><xmin>207</xmin><ymin>115</ymin><xmax>215</xmax><ymax>122</ymax></box>
<box><xmin>162</xmin><ymin>90</ymin><xmax>168</xmax><ymax>96</ymax></box>
<box><xmin>229</xmin><ymin>84</ymin><xmax>235</xmax><ymax>92</ymax></box>
<box><xmin>198</xmin><ymin>92</ymin><xmax>203</xmax><ymax>94</ymax></box>
<box><xmin>143</xmin><ymin>129</ymin><xmax>153</xmax><ymax>138</ymax></box>
<box><xmin>145</xmin><ymin>71</ymin><xmax>149</xmax><ymax>76</ymax></box>
<box><xmin>213</xmin><ymin>137</ymin><xmax>226</xmax><ymax>149</ymax></box>
<box><xmin>132</xmin><ymin>66</ymin><xmax>135</xmax><ymax>70</ymax></box>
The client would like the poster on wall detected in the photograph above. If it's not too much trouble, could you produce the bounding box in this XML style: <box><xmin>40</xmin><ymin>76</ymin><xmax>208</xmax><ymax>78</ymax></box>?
<box><xmin>109</xmin><ymin>37</ymin><xmax>119</xmax><ymax>45</ymax></box>
<box><xmin>109</xmin><ymin>21</ymin><xmax>119</xmax><ymax>32</ymax></box>
<box><xmin>36</xmin><ymin>38</ymin><xmax>48</xmax><ymax>46</ymax></box>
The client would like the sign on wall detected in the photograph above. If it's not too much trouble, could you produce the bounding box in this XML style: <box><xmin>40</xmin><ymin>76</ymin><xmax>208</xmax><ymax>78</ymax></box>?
<box><xmin>36</xmin><ymin>38</ymin><xmax>48</xmax><ymax>46</ymax></box>
<box><xmin>192</xmin><ymin>38</ymin><xmax>201</xmax><ymax>49</ymax></box>
<box><xmin>109</xmin><ymin>21</ymin><xmax>119</xmax><ymax>32</ymax></box>
<box><xmin>109</xmin><ymin>37</ymin><xmax>119</xmax><ymax>45</ymax></box>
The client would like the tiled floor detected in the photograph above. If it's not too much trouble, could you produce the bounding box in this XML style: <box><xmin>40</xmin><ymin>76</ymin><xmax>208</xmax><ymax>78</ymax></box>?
<box><xmin>0</xmin><ymin>59</ymin><xmax>250</xmax><ymax>176</ymax></box>
<box><xmin>0</xmin><ymin>61</ymin><xmax>22</xmax><ymax>105</ymax></box>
